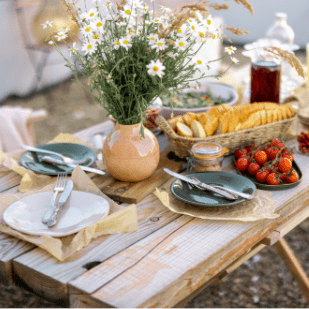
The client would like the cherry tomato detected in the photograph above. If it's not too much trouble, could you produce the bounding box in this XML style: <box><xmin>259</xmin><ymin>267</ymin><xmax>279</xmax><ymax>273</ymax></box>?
<box><xmin>255</xmin><ymin>170</ymin><xmax>269</xmax><ymax>183</ymax></box>
<box><xmin>279</xmin><ymin>173</ymin><xmax>288</xmax><ymax>183</ymax></box>
<box><xmin>254</xmin><ymin>151</ymin><xmax>267</xmax><ymax>165</ymax></box>
<box><xmin>278</xmin><ymin>158</ymin><xmax>292</xmax><ymax>174</ymax></box>
<box><xmin>235</xmin><ymin>148</ymin><xmax>248</xmax><ymax>159</ymax></box>
<box><xmin>281</xmin><ymin>150</ymin><xmax>294</xmax><ymax>162</ymax></box>
<box><xmin>285</xmin><ymin>171</ymin><xmax>299</xmax><ymax>183</ymax></box>
<box><xmin>267</xmin><ymin>173</ymin><xmax>280</xmax><ymax>185</ymax></box>
<box><xmin>248</xmin><ymin>162</ymin><xmax>260</xmax><ymax>176</ymax></box>
<box><xmin>236</xmin><ymin>157</ymin><xmax>249</xmax><ymax>171</ymax></box>
<box><xmin>271</xmin><ymin>138</ymin><xmax>285</xmax><ymax>148</ymax></box>
<box><xmin>266</xmin><ymin>147</ymin><xmax>280</xmax><ymax>161</ymax></box>
<box><xmin>245</xmin><ymin>143</ymin><xmax>257</xmax><ymax>155</ymax></box>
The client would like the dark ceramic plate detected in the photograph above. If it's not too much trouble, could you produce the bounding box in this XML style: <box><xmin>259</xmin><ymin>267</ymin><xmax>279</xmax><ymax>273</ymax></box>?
<box><xmin>171</xmin><ymin>172</ymin><xmax>256</xmax><ymax>207</ymax></box>
<box><xmin>236</xmin><ymin>160</ymin><xmax>302</xmax><ymax>190</ymax></box>
<box><xmin>20</xmin><ymin>143</ymin><xmax>96</xmax><ymax>175</ymax></box>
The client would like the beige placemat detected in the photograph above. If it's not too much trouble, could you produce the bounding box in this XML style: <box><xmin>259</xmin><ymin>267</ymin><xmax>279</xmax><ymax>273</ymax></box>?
<box><xmin>0</xmin><ymin>166</ymin><xmax>138</xmax><ymax>261</ymax></box>
<box><xmin>0</xmin><ymin>133</ymin><xmax>138</xmax><ymax>261</ymax></box>
<box><xmin>153</xmin><ymin>187</ymin><xmax>279</xmax><ymax>222</ymax></box>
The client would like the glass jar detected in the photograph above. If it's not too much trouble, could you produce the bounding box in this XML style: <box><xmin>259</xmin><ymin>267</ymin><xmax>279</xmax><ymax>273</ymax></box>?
<box><xmin>187</xmin><ymin>142</ymin><xmax>228</xmax><ymax>173</ymax></box>
<box><xmin>266</xmin><ymin>13</ymin><xmax>294</xmax><ymax>44</ymax></box>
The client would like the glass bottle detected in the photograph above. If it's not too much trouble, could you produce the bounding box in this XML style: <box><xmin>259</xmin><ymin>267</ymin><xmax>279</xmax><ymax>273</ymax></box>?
<box><xmin>266</xmin><ymin>12</ymin><xmax>294</xmax><ymax>44</ymax></box>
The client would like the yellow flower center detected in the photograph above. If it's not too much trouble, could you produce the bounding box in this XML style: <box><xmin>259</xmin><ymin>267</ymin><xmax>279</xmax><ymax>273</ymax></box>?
<box><xmin>228</xmin><ymin>46</ymin><xmax>233</xmax><ymax>50</ymax></box>
<box><xmin>63</xmin><ymin>26</ymin><xmax>67</xmax><ymax>29</ymax></box>
<box><xmin>90</xmin><ymin>12</ymin><xmax>95</xmax><ymax>17</ymax></box>
<box><xmin>199</xmin><ymin>32</ymin><xmax>205</xmax><ymax>38</ymax></box>
<box><xmin>71</xmin><ymin>47</ymin><xmax>74</xmax><ymax>51</ymax></box>
<box><xmin>150</xmin><ymin>37</ymin><xmax>155</xmax><ymax>40</ymax></box>
<box><xmin>85</xmin><ymin>28</ymin><xmax>91</xmax><ymax>32</ymax></box>
<box><xmin>188</xmin><ymin>19</ymin><xmax>193</xmax><ymax>22</ymax></box>
<box><xmin>157</xmin><ymin>42</ymin><xmax>163</xmax><ymax>46</ymax></box>
<box><xmin>125</xmin><ymin>9</ymin><xmax>131</xmax><ymax>15</ymax></box>
<box><xmin>123</xmin><ymin>40</ymin><xmax>129</xmax><ymax>44</ymax></box>
<box><xmin>96</xmin><ymin>22</ymin><xmax>103</xmax><ymax>27</ymax></box>
<box><xmin>153</xmin><ymin>66</ymin><xmax>159</xmax><ymax>72</ymax></box>
<box><xmin>177</xmin><ymin>29</ymin><xmax>182</xmax><ymax>33</ymax></box>
<box><xmin>207</xmin><ymin>19</ymin><xmax>211</xmax><ymax>25</ymax></box>
<box><xmin>59</xmin><ymin>34</ymin><xmax>64</xmax><ymax>37</ymax></box>
<box><xmin>87</xmin><ymin>44</ymin><xmax>92</xmax><ymax>49</ymax></box>
<box><xmin>212</xmin><ymin>34</ymin><xmax>216</xmax><ymax>39</ymax></box>
<box><xmin>93</xmin><ymin>34</ymin><xmax>99</xmax><ymax>39</ymax></box>
<box><xmin>197</xmin><ymin>60</ymin><xmax>202</xmax><ymax>65</ymax></box>
<box><xmin>154</xmin><ymin>19</ymin><xmax>160</xmax><ymax>22</ymax></box>
<box><xmin>179</xmin><ymin>42</ymin><xmax>184</xmax><ymax>47</ymax></box>
<box><xmin>115</xmin><ymin>42</ymin><xmax>120</xmax><ymax>45</ymax></box>
<box><xmin>191</xmin><ymin>25</ymin><xmax>195</xmax><ymax>30</ymax></box>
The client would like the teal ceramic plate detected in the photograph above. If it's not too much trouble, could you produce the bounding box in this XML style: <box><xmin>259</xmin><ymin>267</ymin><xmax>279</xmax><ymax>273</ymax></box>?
<box><xmin>20</xmin><ymin>143</ymin><xmax>96</xmax><ymax>176</ymax></box>
<box><xmin>237</xmin><ymin>160</ymin><xmax>302</xmax><ymax>191</ymax></box>
<box><xmin>171</xmin><ymin>172</ymin><xmax>256</xmax><ymax>207</ymax></box>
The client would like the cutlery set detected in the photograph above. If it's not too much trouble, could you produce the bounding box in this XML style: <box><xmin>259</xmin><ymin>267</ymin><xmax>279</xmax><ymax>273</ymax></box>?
<box><xmin>42</xmin><ymin>173</ymin><xmax>73</xmax><ymax>228</ymax></box>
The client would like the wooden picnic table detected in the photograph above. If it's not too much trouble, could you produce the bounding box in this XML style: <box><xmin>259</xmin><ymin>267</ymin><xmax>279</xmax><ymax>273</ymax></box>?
<box><xmin>0</xmin><ymin>119</ymin><xmax>309</xmax><ymax>308</ymax></box>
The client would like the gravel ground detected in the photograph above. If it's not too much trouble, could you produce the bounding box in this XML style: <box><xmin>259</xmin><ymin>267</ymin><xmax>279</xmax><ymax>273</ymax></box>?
<box><xmin>1</xmin><ymin>50</ymin><xmax>309</xmax><ymax>307</ymax></box>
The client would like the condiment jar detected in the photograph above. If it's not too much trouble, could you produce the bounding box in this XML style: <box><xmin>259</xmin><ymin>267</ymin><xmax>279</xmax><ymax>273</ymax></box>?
<box><xmin>187</xmin><ymin>142</ymin><xmax>229</xmax><ymax>173</ymax></box>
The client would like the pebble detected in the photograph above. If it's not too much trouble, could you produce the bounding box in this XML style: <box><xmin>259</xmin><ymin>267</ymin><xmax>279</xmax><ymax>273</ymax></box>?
<box><xmin>251</xmin><ymin>275</ymin><xmax>260</xmax><ymax>282</ymax></box>
<box><xmin>252</xmin><ymin>296</ymin><xmax>260</xmax><ymax>303</ymax></box>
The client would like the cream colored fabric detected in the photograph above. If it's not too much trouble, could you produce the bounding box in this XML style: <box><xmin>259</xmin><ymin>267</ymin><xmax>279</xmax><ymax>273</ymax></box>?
<box><xmin>0</xmin><ymin>107</ymin><xmax>34</xmax><ymax>153</ymax></box>
<box><xmin>0</xmin><ymin>166</ymin><xmax>138</xmax><ymax>261</ymax></box>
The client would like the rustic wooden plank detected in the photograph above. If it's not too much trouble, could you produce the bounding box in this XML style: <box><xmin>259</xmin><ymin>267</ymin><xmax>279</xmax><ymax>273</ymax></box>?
<box><xmin>100</xmin><ymin>147</ymin><xmax>185</xmax><ymax>204</ymax></box>
<box><xmin>274</xmin><ymin>238</ymin><xmax>309</xmax><ymax>302</ymax></box>
<box><xmin>68</xmin><ymin>178</ymin><xmax>309</xmax><ymax>308</ymax></box>
<box><xmin>11</xmin><ymin>192</ymin><xmax>182</xmax><ymax>304</ymax></box>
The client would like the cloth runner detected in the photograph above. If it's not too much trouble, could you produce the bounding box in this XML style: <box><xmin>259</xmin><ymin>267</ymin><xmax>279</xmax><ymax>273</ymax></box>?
<box><xmin>0</xmin><ymin>107</ymin><xmax>34</xmax><ymax>153</ymax></box>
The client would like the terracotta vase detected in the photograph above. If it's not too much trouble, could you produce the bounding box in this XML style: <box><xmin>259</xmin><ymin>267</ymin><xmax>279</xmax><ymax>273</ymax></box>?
<box><xmin>103</xmin><ymin>122</ymin><xmax>160</xmax><ymax>182</ymax></box>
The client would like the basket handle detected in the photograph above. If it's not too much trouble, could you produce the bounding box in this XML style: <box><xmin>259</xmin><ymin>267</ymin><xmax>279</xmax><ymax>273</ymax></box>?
<box><xmin>155</xmin><ymin>116</ymin><xmax>179</xmax><ymax>138</ymax></box>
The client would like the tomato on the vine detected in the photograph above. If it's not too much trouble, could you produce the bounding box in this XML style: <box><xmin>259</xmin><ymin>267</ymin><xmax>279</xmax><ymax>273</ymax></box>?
<box><xmin>256</xmin><ymin>170</ymin><xmax>269</xmax><ymax>183</ymax></box>
<box><xmin>285</xmin><ymin>171</ymin><xmax>299</xmax><ymax>183</ymax></box>
<box><xmin>282</xmin><ymin>150</ymin><xmax>294</xmax><ymax>162</ymax></box>
<box><xmin>234</xmin><ymin>148</ymin><xmax>248</xmax><ymax>159</ymax></box>
<box><xmin>248</xmin><ymin>162</ymin><xmax>260</xmax><ymax>176</ymax></box>
<box><xmin>267</xmin><ymin>173</ymin><xmax>280</xmax><ymax>185</ymax></box>
<box><xmin>254</xmin><ymin>151</ymin><xmax>267</xmax><ymax>165</ymax></box>
<box><xmin>271</xmin><ymin>138</ymin><xmax>285</xmax><ymax>148</ymax></box>
<box><xmin>278</xmin><ymin>158</ymin><xmax>292</xmax><ymax>174</ymax></box>
<box><xmin>245</xmin><ymin>143</ymin><xmax>257</xmax><ymax>155</ymax></box>
<box><xmin>236</xmin><ymin>157</ymin><xmax>249</xmax><ymax>171</ymax></box>
<box><xmin>266</xmin><ymin>147</ymin><xmax>280</xmax><ymax>161</ymax></box>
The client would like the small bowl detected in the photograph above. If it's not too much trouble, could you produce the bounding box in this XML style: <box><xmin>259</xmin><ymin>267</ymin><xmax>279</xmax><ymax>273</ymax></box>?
<box><xmin>159</xmin><ymin>82</ymin><xmax>239</xmax><ymax>119</ymax></box>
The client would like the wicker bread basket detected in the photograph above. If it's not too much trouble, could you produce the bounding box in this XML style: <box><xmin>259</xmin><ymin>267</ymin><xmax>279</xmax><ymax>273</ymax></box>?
<box><xmin>155</xmin><ymin>115</ymin><xmax>296</xmax><ymax>158</ymax></box>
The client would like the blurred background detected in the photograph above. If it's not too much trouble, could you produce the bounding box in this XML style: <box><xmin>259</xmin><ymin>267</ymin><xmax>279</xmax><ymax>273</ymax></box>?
<box><xmin>0</xmin><ymin>0</ymin><xmax>309</xmax><ymax>308</ymax></box>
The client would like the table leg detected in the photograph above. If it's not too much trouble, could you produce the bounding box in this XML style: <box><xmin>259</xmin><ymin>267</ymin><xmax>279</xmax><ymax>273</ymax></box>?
<box><xmin>274</xmin><ymin>238</ymin><xmax>309</xmax><ymax>303</ymax></box>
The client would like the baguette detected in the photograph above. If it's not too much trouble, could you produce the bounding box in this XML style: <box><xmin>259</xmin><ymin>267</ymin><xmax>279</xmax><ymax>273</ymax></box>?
<box><xmin>191</xmin><ymin>120</ymin><xmax>206</xmax><ymax>138</ymax></box>
<box><xmin>176</xmin><ymin>122</ymin><xmax>193</xmax><ymax>137</ymax></box>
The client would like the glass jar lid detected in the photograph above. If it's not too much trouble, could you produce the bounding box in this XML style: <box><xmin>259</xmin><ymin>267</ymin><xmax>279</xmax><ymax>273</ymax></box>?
<box><xmin>191</xmin><ymin>142</ymin><xmax>226</xmax><ymax>159</ymax></box>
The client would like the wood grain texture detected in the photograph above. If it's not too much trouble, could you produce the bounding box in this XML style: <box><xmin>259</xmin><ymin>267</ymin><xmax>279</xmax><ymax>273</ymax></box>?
<box><xmin>11</xmin><ymin>193</ymin><xmax>181</xmax><ymax>303</ymax></box>
<box><xmin>98</xmin><ymin>147</ymin><xmax>185</xmax><ymax>204</ymax></box>
<box><xmin>69</xmin><ymin>179</ymin><xmax>309</xmax><ymax>308</ymax></box>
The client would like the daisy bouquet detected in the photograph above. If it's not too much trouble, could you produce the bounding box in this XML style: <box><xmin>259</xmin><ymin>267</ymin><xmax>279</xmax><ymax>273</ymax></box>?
<box><xmin>44</xmin><ymin>0</ymin><xmax>253</xmax><ymax>135</ymax></box>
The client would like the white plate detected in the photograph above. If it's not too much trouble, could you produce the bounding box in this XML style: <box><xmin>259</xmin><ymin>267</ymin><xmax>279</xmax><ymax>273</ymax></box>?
<box><xmin>3</xmin><ymin>191</ymin><xmax>110</xmax><ymax>237</ymax></box>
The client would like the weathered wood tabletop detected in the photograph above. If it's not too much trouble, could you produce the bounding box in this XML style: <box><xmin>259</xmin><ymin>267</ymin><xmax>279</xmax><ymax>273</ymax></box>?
<box><xmin>1</xmin><ymin>119</ymin><xmax>309</xmax><ymax>308</ymax></box>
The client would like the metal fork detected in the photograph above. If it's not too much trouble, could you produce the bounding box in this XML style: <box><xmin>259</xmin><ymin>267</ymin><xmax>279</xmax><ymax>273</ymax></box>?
<box><xmin>189</xmin><ymin>176</ymin><xmax>254</xmax><ymax>200</ymax></box>
<box><xmin>42</xmin><ymin>173</ymin><xmax>67</xmax><ymax>224</ymax></box>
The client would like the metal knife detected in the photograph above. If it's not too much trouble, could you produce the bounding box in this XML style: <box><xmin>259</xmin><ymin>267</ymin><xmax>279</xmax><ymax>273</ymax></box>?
<box><xmin>47</xmin><ymin>180</ymin><xmax>74</xmax><ymax>228</ymax></box>
<box><xmin>41</xmin><ymin>156</ymin><xmax>105</xmax><ymax>175</ymax></box>
<box><xmin>163</xmin><ymin>168</ymin><xmax>237</xmax><ymax>200</ymax></box>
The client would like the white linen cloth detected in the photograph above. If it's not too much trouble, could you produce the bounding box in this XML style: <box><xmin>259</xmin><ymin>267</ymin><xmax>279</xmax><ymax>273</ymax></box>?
<box><xmin>0</xmin><ymin>107</ymin><xmax>35</xmax><ymax>153</ymax></box>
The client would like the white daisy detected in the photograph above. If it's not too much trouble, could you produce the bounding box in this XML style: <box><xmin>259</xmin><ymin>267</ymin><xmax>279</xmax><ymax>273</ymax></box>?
<box><xmin>91</xmin><ymin>32</ymin><xmax>102</xmax><ymax>43</ymax></box>
<box><xmin>61</xmin><ymin>25</ymin><xmax>70</xmax><ymax>33</ymax></box>
<box><xmin>188</xmin><ymin>21</ymin><xmax>198</xmax><ymax>33</ymax></box>
<box><xmin>103</xmin><ymin>0</ymin><xmax>111</xmax><ymax>9</ymax></box>
<box><xmin>48</xmin><ymin>40</ymin><xmax>54</xmax><ymax>45</ymax></box>
<box><xmin>81</xmin><ymin>41</ymin><xmax>97</xmax><ymax>55</ymax></box>
<box><xmin>225</xmin><ymin>46</ymin><xmax>237</xmax><ymax>55</ymax></box>
<box><xmin>128</xmin><ymin>0</ymin><xmax>143</xmax><ymax>10</ymax></box>
<box><xmin>151</xmin><ymin>38</ymin><xmax>167</xmax><ymax>52</ymax></box>
<box><xmin>116</xmin><ymin>21</ymin><xmax>127</xmax><ymax>27</ymax></box>
<box><xmin>231</xmin><ymin>56</ymin><xmax>239</xmax><ymax>64</ymax></box>
<box><xmin>192</xmin><ymin>56</ymin><xmax>207</xmax><ymax>70</ymax></box>
<box><xmin>105</xmin><ymin>14</ymin><xmax>113</xmax><ymax>21</ymax></box>
<box><xmin>146</xmin><ymin>59</ymin><xmax>165</xmax><ymax>78</ymax></box>
<box><xmin>160</xmin><ymin>5</ymin><xmax>172</xmax><ymax>14</ymax></box>
<box><xmin>175</xmin><ymin>38</ymin><xmax>187</xmax><ymax>51</ymax></box>
<box><xmin>175</xmin><ymin>24</ymin><xmax>188</xmax><ymax>37</ymax></box>
<box><xmin>205</xmin><ymin>15</ymin><xmax>213</xmax><ymax>26</ymax></box>
<box><xmin>69</xmin><ymin>42</ymin><xmax>79</xmax><ymax>57</ymax></box>
<box><xmin>55</xmin><ymin>30</ymin><xmax>68</xmax><ymax>41</ymax></box>
<box><xmin>80</xmin><ymin>25</ymin><xmax>93</xmax><ymax>37</ymax></box>
<box><xmin>153</xmin><ymin>17</ymin><xmax>162</xmax><ymax>24</ymax></box>
<box><xmin>42</xmin><ymin>20</ymin><xmax>53</xmax><ymax>29</ymax></box>
<box><xmin>119</xmin><ymin>36</ymin><xmax>132</xmax><ymax>51</ymax></box>
<box><xmin>147</xmin><ymin>33</ymin><xmax>158</xmax><ymax>44</ymax></box>
<box><xmin>85</xmin><ymin>8</ymin><xmax>98</xmax><ymax>20</ymax></box>
<box><xmin>113</xmin><ymin>40</ymin><xmax>121</xmax><ymax>50</ymax></box>
<box><xmin>141</xmin><ymin>3</ymin><xmax>149</xmax><ymax>15</ymax></box>
<box><xmin>195</xmin><ymin>27</ymin><xmax>207</xmax><ymax>43</ymax></box>
<box><xmin>120</xmin><ymin>5</ymin><xmax>137</xmax><ymax>19</ymax></box>
<box><xmin>91</xmin><ymin>19</ymin><xmax>104</xmax><ymax>32</ymax></box>
<box><xmin>187</xmin><ymin>17</ymin><xmax>196</xmax><ymax>24</ymax></box>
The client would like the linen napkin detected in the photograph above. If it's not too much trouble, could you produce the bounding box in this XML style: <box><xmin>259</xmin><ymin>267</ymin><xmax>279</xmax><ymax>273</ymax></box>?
<box><xmin>0</xmin><ymin>107</ymin><xmax>34</xmax><ymax>153</ymax></box>
<box><xmin>0</xmin><ymin>166</ymin><xmax>138</xmax><ymax>261</ymax></box>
